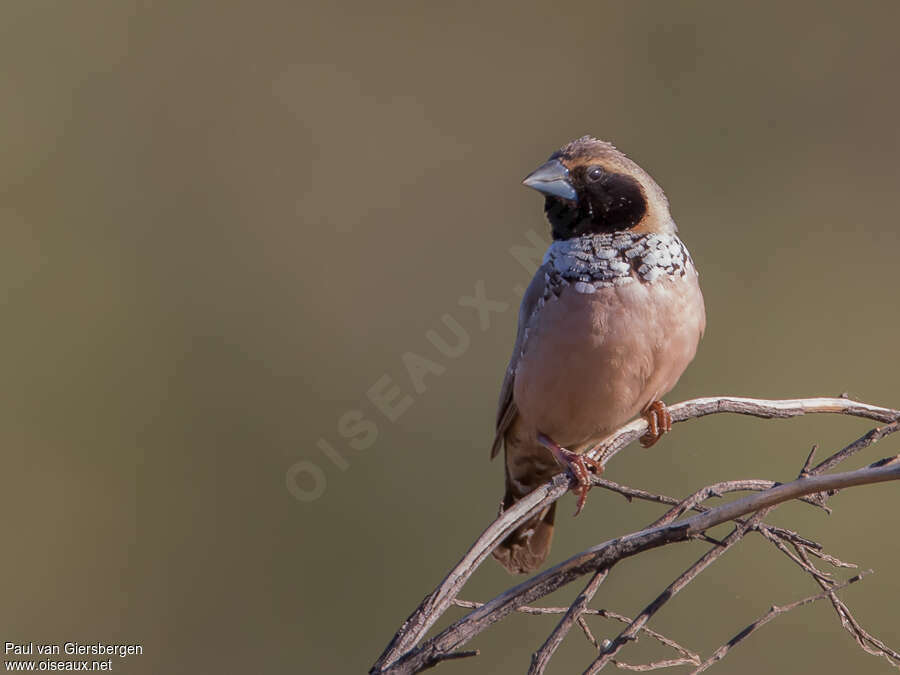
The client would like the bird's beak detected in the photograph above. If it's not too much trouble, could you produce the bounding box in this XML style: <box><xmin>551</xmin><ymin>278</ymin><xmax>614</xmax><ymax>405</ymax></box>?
<box><xmin>522</xmin><ymin>158</ymin><xmax>577</xmax><ymax>202</ymax></box>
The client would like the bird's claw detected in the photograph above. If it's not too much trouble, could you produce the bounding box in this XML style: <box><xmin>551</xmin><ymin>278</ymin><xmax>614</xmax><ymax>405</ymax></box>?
<box><xmin>537</xmin><ymin>433</ymin><xmax>603</xmax><ymax>516</ymax></box>
<box><xmin>640</xmin><ymin>400</ymin><xmax>672</xmax><ymax>448</ymax></box>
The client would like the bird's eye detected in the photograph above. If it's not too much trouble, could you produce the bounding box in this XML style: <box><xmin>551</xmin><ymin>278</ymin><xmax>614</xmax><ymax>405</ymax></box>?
<box><xmin>587</xmin><ymin>166</ymin><xmax>604</xmax><ymax>182</ymax></box>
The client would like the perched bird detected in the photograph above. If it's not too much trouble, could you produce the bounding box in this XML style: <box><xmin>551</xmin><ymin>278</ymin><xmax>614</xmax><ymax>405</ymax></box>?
<box><xmin>491</xmin><ymin>136</ymin><xmax>706</xmax><ymax>574</ymax></box>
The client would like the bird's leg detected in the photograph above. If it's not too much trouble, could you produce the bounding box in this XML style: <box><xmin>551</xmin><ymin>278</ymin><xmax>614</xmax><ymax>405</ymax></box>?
<box><xmin>536</xmin><ymin>433</ymin><xmax>603</xmax><ymax>516</ymax></box>
<box><xmin>640</xmin><ymin>400</ymin><xmax>672</xmax><ymax>448</ymax></box>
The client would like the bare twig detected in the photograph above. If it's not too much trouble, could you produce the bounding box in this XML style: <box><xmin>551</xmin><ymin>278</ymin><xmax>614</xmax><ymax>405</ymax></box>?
<box><xmin>578</xmin><ymin>616</ymin><xmax>600</xmax><ymax>649</ymax></box>
<box><xmin>378</xmin><ymin>458</ymin><xmax>900</xmax><ymax>674</ymax></box>
<box><xmin>804</xmin><ymin>546</ymin><xmax>858</xmax><ymax>569</ymax></box>
<box><xmin>615</xmin><ymin>657</ymin><xmax>702</xmax><ymax>671</ymax></box>
<box><xmin>370</xmin><ymin>473</ymin><xmax>570</xmax><ymax>672</ymax></box>
<box><xmin>593</xmin><ymin>476</ymin><xmax>823</xmax><ymax>514</ymax></box>
<box><xmin>585</xmin><ymin>511</ymin><xmax>770</xmax><ymax>673</ymax></box>
<box><xmin>530</xmin><ymin>570</ymin><xmax>608</xmax><ymax>674</ymax></box>
<box><xmin>811</xmin><ymin>420</ymin><xmax>900</xmax><ymax>474</ymax></box>
<box><xmin>453</xmin><ymin>599</ymin><xmax>700</xmax><ymax>668</ymax></box>
<box><xmin>370</xmin><ymin>397</ymin><xmax>900</xmax><ymax>674</ymax></box>
<box><xmin>597</xmin><ymin>476</ymin><xmax>841</xmax><ymax>585</ymax></box>
<box><xmin>756</xmin><ymin>526</ymin><xmax>835</xmax><ymax>584</ymax></box>
<box><xmin>587</xmin><ymin>436</ymin><xmax>898</xmax><ymax>673</ymax></box>
<box><xmin>759</xmin><ymin>525</ymin><xmax>822</xmax><ymax>552</ymax></box>
<box><xmin>589</xmin><ymin>397</ymin><xmax>899</xmax><ymax>466</ymax></box>
<box><xmin>420</xmin><ymin>649</ymin><xmax>479</xmax><ymax>671</ymax></box>
<box><xmin>596</xmin><ymin>613</ymin><xmax>700</xmax><ymax>666</ymax></box>
<box><xmin>690</xmin><ymin>572</ymin><xmax>872</xmax><ymax>673</ymax></box>
<box><xmin>794</xmin><ymin>546</ymin><xmax>900</xmax><ymax>669</ymax></box>
<box><xmin>799</xmin><ymin>444</ymin><xmax>818</xmax><ymax>477</ymax></box>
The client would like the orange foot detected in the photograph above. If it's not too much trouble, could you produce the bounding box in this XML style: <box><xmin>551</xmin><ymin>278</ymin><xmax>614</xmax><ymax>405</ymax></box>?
<box><xmin>537</xmin><ymin>433</ymin><xmax>603</xmax><ymax>516</ymax></box>
<box><xmin>640</xmin><ymin>400</ymin><xmax>672</xmax><ymax>448</ymax></box>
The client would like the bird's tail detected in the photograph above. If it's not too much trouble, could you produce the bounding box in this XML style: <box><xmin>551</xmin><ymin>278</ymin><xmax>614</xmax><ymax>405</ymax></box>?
<box><xmin>491</xmin><ymin>486</ymin><xmax>556</xmax><ymax>574</ymax></box>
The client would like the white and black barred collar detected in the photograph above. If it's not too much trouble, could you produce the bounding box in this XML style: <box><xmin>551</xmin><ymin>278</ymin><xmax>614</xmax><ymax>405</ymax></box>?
<box><xmin>542</xmin><ymin>231</ymin><xmax>696</xmax><ymax>293</ymax></box>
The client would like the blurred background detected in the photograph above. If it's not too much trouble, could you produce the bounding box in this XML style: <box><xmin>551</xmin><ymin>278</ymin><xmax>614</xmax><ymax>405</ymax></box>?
<box><xmin>3</xmin><ymin>1</ymin><xmax>899</xmax><ymax>673</ymax></box>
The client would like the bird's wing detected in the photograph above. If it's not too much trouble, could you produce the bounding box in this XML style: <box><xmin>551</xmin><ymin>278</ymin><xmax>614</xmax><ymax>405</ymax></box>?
<box><xmin>491</xmin><ymin>266</ymin><xmax>548</xmax><ymax>459</ymax></box>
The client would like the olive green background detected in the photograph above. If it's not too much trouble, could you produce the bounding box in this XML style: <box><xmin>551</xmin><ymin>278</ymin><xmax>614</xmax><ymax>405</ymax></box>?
<box><xmin>3</xmin><ymin>2</ymin><xmax>899</xmax><ymax>674</ymax></box>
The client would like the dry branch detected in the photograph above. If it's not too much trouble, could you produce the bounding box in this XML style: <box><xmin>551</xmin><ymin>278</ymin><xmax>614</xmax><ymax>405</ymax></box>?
<box><xmin>583</xmin><ymin>510</ymin><xmax>770</xmax><ymax>674</ymax></box>
<box><xmin>690</xmin><ymin>572</ymin><xmax>872</xmax><ymax>673</ymax></box>
<box><xmin>530</xmin><ymin>569</ymin><xmax>609</xmax><ymax>674</ymax></box>
<box><xmin>370</xmin><ymin>396</ymin><xmax>900</xmax><ymax>675</ymax></box>
<box><xmin>453</xmin><ymin>597</ymin><xmax>701</xmax><ymax>653</ymax></box>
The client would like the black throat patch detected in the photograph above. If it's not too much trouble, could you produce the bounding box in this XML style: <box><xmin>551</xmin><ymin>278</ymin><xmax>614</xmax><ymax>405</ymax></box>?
<box><xmin>546</xmin><ymin>171</ymin><xmax>647</xmax><ymax>240</ymax></box>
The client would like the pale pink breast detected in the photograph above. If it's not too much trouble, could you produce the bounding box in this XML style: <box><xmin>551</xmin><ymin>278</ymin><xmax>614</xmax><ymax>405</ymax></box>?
<box><xmin>513</xmin><ymin>270</ymin><xmax>705</xmax><ymax>449</ymax></box>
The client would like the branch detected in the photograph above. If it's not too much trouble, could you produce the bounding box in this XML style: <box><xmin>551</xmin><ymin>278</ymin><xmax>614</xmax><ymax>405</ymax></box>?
<box><xmin>586</xmin><ymin>431</ymin><xmax>900</xmax><ymax>673</ymax></box>
<box><xmin>370</xmin><ymin>396</ymin><xmax>900</xmax><ymax>674</ymax></box>
<box><xmin>370</xmin><ymin>474</ymin><xmax>570</xmax><ymax>672</ymax></box>
<box><xmin>453</xmin><ymin>598</ymin><xmax>701</xmax><ymax>672</ymax></box>
<box><xmin>690</xmin><ymin>572</ymin><xmax>873</xmax><ymax>673</ymax></box>
<box><xmin>584</xmin><ymin>510</ymin><xmax>770</xmax><ymax>673</ymax></box>
<box><xmin>793</xmin><ymin>544</ymin><xmax>900</xmax><ymax>668</ymax></box>
<box><xmin>380</xmin><ymin>457</ymin><xmax>900</xmax><ymax>673</ymax></box>
<box><xmin>589</xmin><ymin>396</ymin><xmax>899</xmax><ymax>466</ymax></box>
<box><xmin>530</xmin><ymin>570</ymin><xmax>608</xmax><ymax>674</ymax></box>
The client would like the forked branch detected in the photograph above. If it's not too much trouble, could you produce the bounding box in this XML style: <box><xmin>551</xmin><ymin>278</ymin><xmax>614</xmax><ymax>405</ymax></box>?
<box><xmin>370</xmin><ymin>396</ymin><xmax>900</xmax><ymax>674</ymax></box>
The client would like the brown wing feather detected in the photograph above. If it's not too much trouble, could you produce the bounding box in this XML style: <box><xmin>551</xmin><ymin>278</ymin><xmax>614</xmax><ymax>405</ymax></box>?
<box><xmin>490</xmin><ymin>267</ymin><xmax>547</xmax><ymax>458</ymax></box>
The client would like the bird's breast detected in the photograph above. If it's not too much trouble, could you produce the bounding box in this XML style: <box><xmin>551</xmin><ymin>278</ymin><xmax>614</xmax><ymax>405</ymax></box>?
<box><xmin>513</xmin><ymin>268</ymin><xmax>705</xmax><ymax>449</ymax></box>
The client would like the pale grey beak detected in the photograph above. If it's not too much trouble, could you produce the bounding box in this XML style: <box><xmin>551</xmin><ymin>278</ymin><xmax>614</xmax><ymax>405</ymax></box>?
<box><xmin>522</xmin><ymin>158</ymin><xmax>577</xmax><ymax>202</ymax></box>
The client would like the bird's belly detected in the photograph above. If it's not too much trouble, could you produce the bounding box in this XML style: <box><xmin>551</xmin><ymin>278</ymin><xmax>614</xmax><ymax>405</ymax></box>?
<box><xmin>513</xmin><ymin>273</ymin><xmax>704</xmax><ymax>449</ymax></box>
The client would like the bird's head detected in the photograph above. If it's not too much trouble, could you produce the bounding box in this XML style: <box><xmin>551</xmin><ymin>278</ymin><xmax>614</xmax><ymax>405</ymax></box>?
<box><xmin>523</xmin><ymin>136</ymin><xmax>675</xmax><ymax>241</ymax></box>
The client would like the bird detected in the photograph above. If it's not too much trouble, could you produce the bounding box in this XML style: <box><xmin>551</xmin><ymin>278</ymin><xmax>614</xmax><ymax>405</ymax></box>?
<box><xmin>491</xmin><ymin>136</ymin><xmax>706</xmax><ymax>574</ymax></box>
